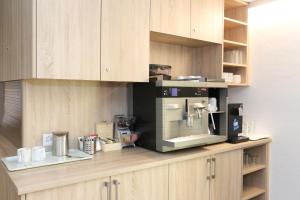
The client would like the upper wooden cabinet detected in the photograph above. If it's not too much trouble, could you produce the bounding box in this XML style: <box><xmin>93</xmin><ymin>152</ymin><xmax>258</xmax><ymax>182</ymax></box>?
<box><xmin>191</xmin><ymin>0</ymin><xmax>224</xmax><ymax>43</ymax></box>
<box><xmin>150</xmin><ymin>0</ymin><xmax>224</xmax><ymax>44</ymax></box>
<box><xmin>101</xmin><ymin>0</ymin><xmax>150</xmax><ymax>82</ymax></box>
<box><xmin>36</xmin><ymin>0</ymin><xmax>101</xmax><ymax>80</ymax></box>
<box><xmin>150</xmin><ymin>0</ymin><xmax>191</xmax><ymax>38</ymax></box>
<box><xmin>0</xmin><ymin>0</ymin><xmax>150</xmax><ymax>82</ymax></box>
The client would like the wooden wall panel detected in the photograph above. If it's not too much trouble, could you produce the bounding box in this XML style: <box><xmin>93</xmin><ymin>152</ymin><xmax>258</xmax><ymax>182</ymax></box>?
<box><xmin>22</xmin><ymin>80</ymin><xmax>129</xmax><ymax>148</ymax></box>
<box><xmin>150</xmin><ymin>42</ymin><xmax>198</xmax><ymax>78</ymax></box>
<box><xmin>0</xmin><ymin>81</ymin><xmax>22</xmax><ymax>150</ymax></box>
<box><xmin>0</xmin><ymin>164</ymin><xmax>21</xmax><ymax>200</ymax></box>
<box><xmin>0</xmin><ymin>0</ymin><xmax>35</xmax><ymax>81</ymax></box>
<box><xmin>150</xmin><ymin>42</ymin><xmax>222</xmax><ymax>79</ymax></box>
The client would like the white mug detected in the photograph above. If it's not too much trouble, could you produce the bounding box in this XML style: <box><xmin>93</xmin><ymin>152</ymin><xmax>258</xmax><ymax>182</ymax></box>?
<box><xmin>208</xmin><ymin>98</ymin><xmax>218</xmax><ymax>112</ymax></box>
<box><xmin>32</xmin><ymin>146</ymin><xmax>46</xmax><ymax>162</ymax></box>
<box><xmin>17</xmin><ymin>148</ymin><xmax>32</xmax><ymax>163</ymax></box>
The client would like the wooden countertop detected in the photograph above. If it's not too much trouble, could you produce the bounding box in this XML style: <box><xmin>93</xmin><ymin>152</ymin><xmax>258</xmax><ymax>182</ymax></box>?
<box><xmin>4</xmin><ymin>138</ymin><xmax>271</xmax><ymax>195</ymax></box>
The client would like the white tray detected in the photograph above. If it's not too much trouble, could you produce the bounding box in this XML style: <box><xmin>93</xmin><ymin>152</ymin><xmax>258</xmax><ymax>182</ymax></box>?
<box><xmin>1</xmin><ymin>149</ymin><xmax>93</xmax><ymax>172</ymax></box>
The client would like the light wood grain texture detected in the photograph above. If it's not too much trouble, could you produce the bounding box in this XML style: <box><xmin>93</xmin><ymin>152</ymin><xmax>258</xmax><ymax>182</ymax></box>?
<box><xmin>243</xmin><ymin>144</ymin><xmax>269</xmax><ymax>200</ymax></box>
<box><xmin>243</xmin><ymin>164</ymin><xmax>266</xmax><ymax>175</ymax></box>
<box><xmin>101</xmin><ymin>0</ymin><xmax>150</xmax><ymax>82</ymax></box>
<box><xmin>6</xmin><ymin>139</ymin><xmax>271</xmax><ymax>195</ymax></box>
<box><xmin>150</xmin><ymin>42</ymin><xmax>195</xmax><ymax>78</ymax></box>
<box><xmin>225</xmin><ymin>0</ymin><xmax>247</xmax><ymax>10</ymax></box>
<box><xmin>36</xmin><ymin>0</ymin><xmax>101</xmax><ymax>80</ymax></box>
<box><xmin>26</xmin><ymin>177</ymin><xmax>110</xmax><ymax>200</ymax></box>
<box><xmin>242</xmin><ymin>186</ymin><xmax>265</xmax><ymax>200</ymax></box>
<box><xmin>225</xmin><ymin>5</ymin><xmax>248</xmax><ymax>22</ymax></box>
<box><xmin>150</xmin><ymin>0</ymin><xmax>190</xmax><ymax>38</ymax></box>
<box><xmin>0</xmin><ymin>81</ymin><xmax>22</xmax><ymax>149</ymax></box>
<box><xmin>169</xmin><ymin>156</ymin><xmax>210</xmax><ymax>200</ymax></box>
<box><xmin>193</xmin><ymin>45</ymin><xmax>223</xmax><ymax>79</ymax></box>
<box><xmin>0</xmin><ymin>0</ymin><xmax>35</xmax><ymax>81</ymax></box>
<box><xmin>22</xmin><ymin>80</ymin><xmax>129</xmax><ymax>148</ymax></box>
<box><xmin>0</xmin><ymin>163</ymin><xmax>21</xmax><ymax>200</ymax></box>
<box><xmin>224</xmin><ymin>17</ymin><xmax>248</xmax><ymax>29</ymax></box>
<box><xmin>150</xmin><ymin>42</ymin><xmax>222</xmax><ymax>79</ymax></box>
<box><xmin>210</xmin><ymin>150</ymin><xmax>242</xmax><ymax>200</ymax></box>
<box><xmin>224</xmin><ymin>26</ymin><xmax>248</xmax><ymax>44</ymax></box>
<box><xmin>191</xmin><ymin>0</ymin><xmax>224</xmax><ymax>44</ymax></box>
<box><xmin>223</xmin><ymin>62</ymin><xmax>247</xmax><ymax>68</ymax></box>
<box><xmin>111</xmin><ymin>165</ymin><xmax>168</xmax><ymax>200</ymax></box>
<box><xmin>150</xmin><ymin>32</ymin><xmax>213</xmax><ymax>47</ymax></box>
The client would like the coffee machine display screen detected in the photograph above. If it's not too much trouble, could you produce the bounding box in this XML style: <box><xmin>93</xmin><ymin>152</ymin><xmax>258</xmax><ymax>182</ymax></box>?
<box><xmin>170</xmin><ymin>88</ymin><xmax>178</xmax><ymax>96</ymax></box>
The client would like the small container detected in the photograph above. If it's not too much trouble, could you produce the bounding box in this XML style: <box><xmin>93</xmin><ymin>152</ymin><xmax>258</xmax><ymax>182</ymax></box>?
<box><xmin>83</xmin><ymin>136</ymin><xmax>96</xmax><ymax>155</ymax></box>
<box><xmin>52</xmin><ymin>132</ymin><xmax>69</xmax><ymax>157</ymax></box>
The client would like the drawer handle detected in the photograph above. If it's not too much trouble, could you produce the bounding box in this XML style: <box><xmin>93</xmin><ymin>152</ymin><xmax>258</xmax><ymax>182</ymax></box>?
<box><xmin>113</xmin><ymin>180</ymin><xmax>120</xmax><ymax>200</ymax></box>
<box><xmin>206</xmin><ymin>158</ymin><xmax>211</xmax><ymax>180</ymax></box>
<box><xmin>104</xmin><ymin>181</ymin><xmax>111</xmax><ymax>200</ymax></box>
<box><xmin>211</xmin><ymin>158</ymin><xmax>216</xmax><ymax>179</ymax></box>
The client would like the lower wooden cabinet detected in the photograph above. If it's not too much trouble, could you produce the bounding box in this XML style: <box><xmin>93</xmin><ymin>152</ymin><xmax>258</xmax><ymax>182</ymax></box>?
<box><xmin>169</xmin><ymin>156</ymin><xmax>210</xmax><ymax>200</ymax></box>
<box><xmin>110</xmin><ymin>165</ymin><xmax>169</xmax><ymax>200</ymax></box>
<box><xmin>169</xmin><ymin>150</ymin><xmax>242</xmax><ymax>200</ymax></box>
<box><xmin>26</xmin><ymin>177</ymin><xmax>110</xmax><ymax>200</ymax></box>
<box><xmin>23</xmin><ymin>150</ymin><xmax>243</xmax><ymax>200</ymax></box>
<box><xmin>210</xmin><ymin>150</ymin><xmax>243</xmax><ymax>200</ymax></box>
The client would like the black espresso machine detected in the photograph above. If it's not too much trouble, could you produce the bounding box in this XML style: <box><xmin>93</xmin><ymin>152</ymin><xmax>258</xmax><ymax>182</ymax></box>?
<box><xmin>133</xmin><ymin>80</ymin><xmax>229</xmax><ymax>152</ymax></box>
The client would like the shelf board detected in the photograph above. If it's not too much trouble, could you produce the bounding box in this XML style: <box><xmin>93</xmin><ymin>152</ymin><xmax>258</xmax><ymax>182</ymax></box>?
<box><xmin>227</xmin><ymin>83</ymin><xmax>249</xmax><ymax>87</ymax></box>
<box><xmin>224</xmin><ymin>17</ymin><xmax>248</xmax><ymax>29</ymax></box>
<box><xmin>225</xmin><ymin>0</ymin><xmax>248</xmax><ymax>10</ymax></box>
<box><xmin>150</xmin><ymin>31</ymin><xmax>214</xmax><ymax>47</ymax></box>
<box><xmin>223</xmin><ymin>62</ymin><xmax>247</xmax><ymax>68</ymax></box>
<box><xmin>224</xmin><ymin>40</ymin><xmax>247</xmax><ymax>49</ymax></box>
<box><xmin>242</xmin><ymin>186</ymin><xmax>265</xmax><ymax>200</ymax></box>
<box><xmin>243</xmin><ymin>164</ymin><xmax>266</xmax><ymax>175</ymax></box>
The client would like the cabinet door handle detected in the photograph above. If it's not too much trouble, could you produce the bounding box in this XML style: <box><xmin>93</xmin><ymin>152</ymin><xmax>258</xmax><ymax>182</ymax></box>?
<box><xmin>112</xmin><ymin>180</ymin><xmax>120</xmax><ymax>200</ymax></box>
<box><xmin>211</xmin><ymin>158</ymin><xmax>216</xmax><ymax>179</ymax></box>
<box><xmin>104</xmin><ymin>181</ymin><xmax>111</xmax><ymax>200</ymax></box>
<box><xmin>206</xmin><ymin>158</ymin><xmax>211</xmax><ymax>180</ymax></box>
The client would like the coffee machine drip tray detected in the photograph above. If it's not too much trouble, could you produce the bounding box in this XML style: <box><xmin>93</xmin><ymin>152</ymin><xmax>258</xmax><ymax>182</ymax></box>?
<box><xmin>163</xmin><ymin>134</ymin><xmax>227</xmax><ymax>148</ymax></box>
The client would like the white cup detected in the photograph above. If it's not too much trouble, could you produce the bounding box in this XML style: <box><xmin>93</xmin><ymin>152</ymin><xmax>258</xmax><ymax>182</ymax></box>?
<box><xmin>32</xmin><ymin>146</ymin><xmax>46</xmax><ymax>162</ymax></box>
<box><xmin>228</xmin><ymin>73</ymin><xmax>234</xmax><ymax>83</ymax></box>
<box><xmin>208</xmin><ymin>98</ymin><xmax>218</xmax><ymax>112</ymax></box>
<box><xmin>17</xmin><ymin>148</ymin><xmax>32</xmax><ymax>163</ymax></box>
<box><xmin>233</xmin><ymin>75</ymin><xmax>242</xmax><ymax>84</ymax></box>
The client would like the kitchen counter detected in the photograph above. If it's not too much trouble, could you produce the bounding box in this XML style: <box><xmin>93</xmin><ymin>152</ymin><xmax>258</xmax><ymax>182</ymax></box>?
<box><xmin>3</xmin><ymin>138</ymin><xmax>271</xmax><ymax>195</ymax></box>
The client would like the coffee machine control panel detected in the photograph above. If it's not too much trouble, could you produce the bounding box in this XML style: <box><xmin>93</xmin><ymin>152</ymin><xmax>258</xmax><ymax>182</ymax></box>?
<box><xmin>157</xmin><ymin>87</ymin><xmax>208</xmax><ymax>98</ymax></box>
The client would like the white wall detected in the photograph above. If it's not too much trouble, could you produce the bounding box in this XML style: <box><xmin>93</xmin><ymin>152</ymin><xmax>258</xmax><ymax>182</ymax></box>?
<box><xmin>228</xmin><ymin>0</ymin><xmax>300</xmax><ymax>199</ymax></box>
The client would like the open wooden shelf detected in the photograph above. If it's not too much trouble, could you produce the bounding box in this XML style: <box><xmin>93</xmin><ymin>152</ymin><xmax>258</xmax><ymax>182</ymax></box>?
<box><xmin>223</xmin><ymin>62</ymin><xmax>247</xmax><ymax>68</ymax></box>
<box><xmin>243</xmin><ymin>164</ymin><xmax>266</xmax><ymax>175</ymax></box>
<box><xmin>225</xmin><ymin>0</ymin><xmax>248</xmax><ymax>10</ymax></box>
<box><xmin>224</xmin><ymin>40</ymin><xmax>247</xmax><ymax>48</ymax></box>
<box><xmin>242</xmin><ymin>186</ymin><xmax>265</xmax><ymax>200</ymax></box>
<box><xmin>224</xmin><ymin>17</ymin><xmax>247</xmax><ymax>29</ymax></box>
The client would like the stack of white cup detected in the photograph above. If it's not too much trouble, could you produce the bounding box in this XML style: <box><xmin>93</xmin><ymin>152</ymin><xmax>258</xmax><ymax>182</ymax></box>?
<box><xmin>17</xmin><ymin>146</ymin><xmax>46</xmax><ymax>163</ymax></box>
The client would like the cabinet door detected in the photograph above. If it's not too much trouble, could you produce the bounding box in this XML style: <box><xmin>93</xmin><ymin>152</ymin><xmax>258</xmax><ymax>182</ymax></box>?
<box><xmin>26</xmin><ymin>177</ymin><xmax>110</xmax><ymax>200</ymax></box>
<box><xmin>191</xmin><ymin>0</ymin><xmax>224</xmax><ymax>43</ymax></box>
<box><xmin>169</xmin><ymin>157</ymin><xmax>210</xmax><ymax>200</ymax></box>
<box><xmin>210</xmin><ymin>150</ymin><xmax>242</xmax><ymax>200</ymax></box>
<box><xmin>101</xmin><ymin>0</ymin><xmax>150</xmax><ymax>82</ymax></box>
<box><xmin>110</xmin><ymin>165</ymin><xmax>168</xmax><ymax>200</ymax></box>
<box><xmin>36</xmin><ymin>0</ymin><xmax>101</xmax><ymax>80</ymax></box>
<box><xmin>150</xmin><ymin>0</ymin><xmax>190</xmax><ymax>38</ymax></box>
